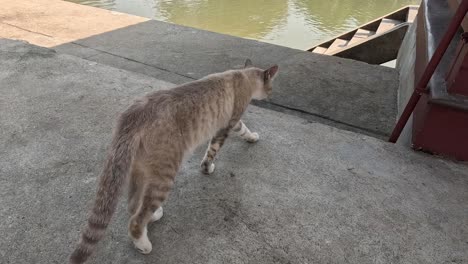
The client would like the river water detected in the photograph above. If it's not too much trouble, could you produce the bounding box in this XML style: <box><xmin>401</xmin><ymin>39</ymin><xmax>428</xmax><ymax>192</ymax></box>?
<box><xmin>66</xmin><ymin>0</ymin><xmax>419</xmax><ymax>50</ymax></box>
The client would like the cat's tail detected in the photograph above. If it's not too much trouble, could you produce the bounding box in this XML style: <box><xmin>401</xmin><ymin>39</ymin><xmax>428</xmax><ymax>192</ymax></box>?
<box><xmin>69</xmin><ymin>132</ymin><xmax>138</xmax><ymax>264</ymax></box>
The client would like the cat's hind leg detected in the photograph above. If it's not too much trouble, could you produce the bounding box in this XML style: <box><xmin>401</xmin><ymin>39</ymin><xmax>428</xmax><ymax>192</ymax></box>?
<box><xmin>128</xmin><ymin>163</ymin><xmax>163</xmax><ymax>222</ymax></box>
<box><xmin>128</xmin><ymin>160</ymin><xmax>177</xmax><ymax>254</ymax></box>
<box><xmin>128</xmin><ymin>162</ymin><xmax>144</xmax><ymax>215</ymax></box>
<box><xmin>232</xmin><ymin>120</ymin><xmax>259</xmax><ymax>143</ymax></box>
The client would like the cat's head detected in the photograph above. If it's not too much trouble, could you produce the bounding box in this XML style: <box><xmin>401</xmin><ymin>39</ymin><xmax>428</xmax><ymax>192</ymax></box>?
<box><xmin>244</xmin><ymin>59</ymin><xmax>279</xmax><ymax>100</ymax></box>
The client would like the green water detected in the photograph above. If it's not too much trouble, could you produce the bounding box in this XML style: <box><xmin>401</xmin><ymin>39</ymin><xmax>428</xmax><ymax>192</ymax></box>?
<box><xmin>66</xmin><ymin>0</ymin><xmax>419</xmax><ymax>50</ymax></box>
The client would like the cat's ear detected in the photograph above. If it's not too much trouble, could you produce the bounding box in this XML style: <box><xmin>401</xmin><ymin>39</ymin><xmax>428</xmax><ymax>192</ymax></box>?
<box><xmin>264</xmin><ymin>65</ymin><xmax>279</xmax><ymax>81</ymax></box>
<box><xmin>244</xmin><ymin>59</ymin><xmax>253</xmax><ymax>68</ymax></box>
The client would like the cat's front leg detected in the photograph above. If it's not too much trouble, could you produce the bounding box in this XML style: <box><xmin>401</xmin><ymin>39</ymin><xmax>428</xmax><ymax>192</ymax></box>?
<box><xmin>232</xmin><ymin>120</ymin><xmax>259</xmax><ymax>143</ymax></box>
<box><xmin>201</xmin><ymin>128</ymin><xmax>230</xmax><ymax>174</ymax></box>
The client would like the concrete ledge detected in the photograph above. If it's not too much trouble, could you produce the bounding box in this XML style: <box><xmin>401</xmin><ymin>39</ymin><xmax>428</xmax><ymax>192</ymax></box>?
<box><xmin>1</xmin><ymin>39</ymin><xmax>467</xmax><ymax>264</ymax></box>
<box><xmin>58</xmin><ymin>20</ymin><xmax>399</xmax><ymax>136</ymax></box>
<box><xmin>0</xmin><ymin>0</ymin><xmax>147</xmax><ymax>47</ymax></box>
<box><xmin>0</xmin><ymin>0</ymin><xmax>399</xmax><ymax>137</ymax></box>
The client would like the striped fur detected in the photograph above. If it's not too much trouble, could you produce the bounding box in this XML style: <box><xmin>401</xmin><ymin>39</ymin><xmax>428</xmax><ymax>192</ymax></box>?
<box><xmin>201</xmin><ymin>120</ymin><xmax>258</xmax><ymax>174</ymax></box>
<box><xmin>69</xmin><ymin>60</ymin><xmax>278</xmax><ymax>263</ymax></box>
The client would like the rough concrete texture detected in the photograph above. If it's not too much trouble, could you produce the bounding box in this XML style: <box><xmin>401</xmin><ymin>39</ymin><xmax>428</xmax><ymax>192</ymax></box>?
<box><xmin>0</xmin><ymin>0</ymin><xmax>147</xmax><ymax>47</ymax></box>
<box><xmin>1</xmin><ymin>39</ymin><xmax>467</xmax><ymax>264</ymax></box>
<box><xmin>59</xmin><ymin>20</ymin><xmax>399</xmax><ymax>136</ymax></box>
<box><xmin>0</xmin><ymin>0</ymin><xmax>399</xmax><ymax>137</ymax></box>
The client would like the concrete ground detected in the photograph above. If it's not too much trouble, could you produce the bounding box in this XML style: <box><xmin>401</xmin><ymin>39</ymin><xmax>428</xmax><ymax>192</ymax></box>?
<box><xmin>1</xmin><ymin>39</ymin><xmax>468</xmax><ymax>264</ymax></box>
<box><xmin>0</xmin><ymin>0</ymin><xmax>398</xmax><ymax>137</ymax></box>
<box><xmin>0</xmin><ymin>0</ymin><xmax>147</xmax><ymax>47</ymax></box>
<box><xmin>62</xmin><ymin>20</ymin><xmax>398</xmax><ymax>137</ymax></box>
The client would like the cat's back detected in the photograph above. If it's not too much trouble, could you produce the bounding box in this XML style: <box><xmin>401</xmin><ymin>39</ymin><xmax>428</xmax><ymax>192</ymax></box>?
<box><xmin>118</xmin><ymin>70</ymin><xmax>241</xmax><ymax>133</ymax></box>
<box><xmin>144</xmin><ymin>72</ymin><xmax>237</xmax><ymax>111</ymax></box>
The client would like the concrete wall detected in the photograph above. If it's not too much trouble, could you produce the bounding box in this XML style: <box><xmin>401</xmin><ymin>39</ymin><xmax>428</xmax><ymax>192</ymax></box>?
<box><xmin>395</xmin><ymin>19</ymin><xmax>417</xmax><ymax>146</ymax></box>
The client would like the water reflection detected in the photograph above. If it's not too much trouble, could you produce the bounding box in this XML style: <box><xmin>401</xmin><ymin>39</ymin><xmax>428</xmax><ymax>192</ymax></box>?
<box><xmin>154</xmin><ymin>0</ymin><xmax>288</xmax><ymax>40</ymax></box>
<box><xmin>66</xmin><ymin>0</ymin><xmax>420</xmax><ymax>49</ymax></box>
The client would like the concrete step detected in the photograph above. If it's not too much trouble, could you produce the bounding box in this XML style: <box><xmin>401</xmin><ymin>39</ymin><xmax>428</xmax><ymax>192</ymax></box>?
<box><xmin>376</xmin><ymin>18</ymin><xmax>401</xmax><ymax>34</ymax></box>
<box><xmin>63</xmin><ymin>20</ymin><xmax>398</xmax><ymax>137</ymax></box>
<box><xmin>0</xmin><ymin>0</ymin><xmax>398</xmax><ymax>137</ymax></box>
<box><xmin>49</xmin><ymin>20</ymin><xmax>398</xmax><ymax>137</ymax></box>
<box><xmin>1</xmin><ymin>39</ymin><xmax>467</xmax><ymax>264</ymax></box>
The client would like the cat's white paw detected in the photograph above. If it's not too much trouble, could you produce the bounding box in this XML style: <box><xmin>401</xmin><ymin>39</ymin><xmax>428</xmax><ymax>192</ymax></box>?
<box><xmin>246</xmin><ymin>132</ymin><xmax>259</xmax><ymax>143</ymax></box>
<box><xmin>133</xmin><ymin>227</ymin><xmax>152</xmax><ymax>254</ymax></box>
<box><xmin>208</xmin><ymin>163</ymin><xmax>215</xmax><ymax>174</ymax></box>
<box><xmin>150</xmin><ymin>207</ymin><xmax>163</xmax><ymax>222</ymax></box>
<box><xmin>201</xmin><ymin>161</ymin><xmax>215</xmax><ymax>175</ymax></box>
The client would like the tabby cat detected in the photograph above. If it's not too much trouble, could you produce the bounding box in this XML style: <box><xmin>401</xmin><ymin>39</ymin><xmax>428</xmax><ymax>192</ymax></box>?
<box><xmin>69</xmin><ymin>59</ymin><xmax>279</xmax><ymax>263</ymax></box>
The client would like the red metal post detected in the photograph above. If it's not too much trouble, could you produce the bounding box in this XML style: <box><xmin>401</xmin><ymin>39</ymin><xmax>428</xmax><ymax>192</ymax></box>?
<box><xmin>389</xmin><ymin>0</ymin><xmax>468</xmax><ymax>143</ymax></box>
